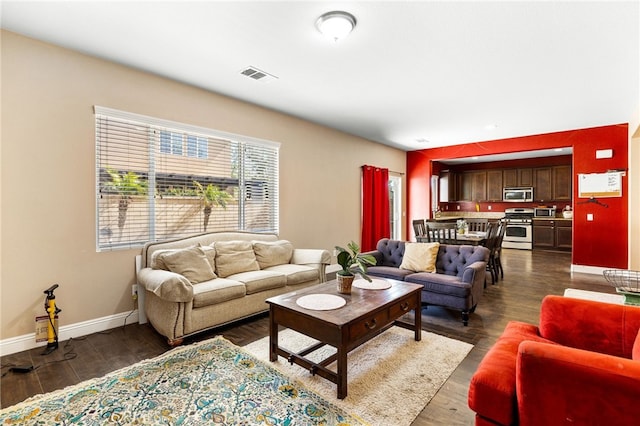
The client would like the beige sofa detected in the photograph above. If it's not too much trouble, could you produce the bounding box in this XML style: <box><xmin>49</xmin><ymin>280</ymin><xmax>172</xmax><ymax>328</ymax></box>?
<box><xmin>137</xmin><ymin>231</ymin><xmax>331</xmax><ymax>345</ymax></box>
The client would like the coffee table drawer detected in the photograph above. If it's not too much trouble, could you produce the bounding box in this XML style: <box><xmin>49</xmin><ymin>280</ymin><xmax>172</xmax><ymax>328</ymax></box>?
<box><xmin>389</xmin><ymin>295</ymin><xmax>419</xmax><ymax>319</ymax></box>
<box><xmin>348</xmin><ymin>310</ymin><xmax>390</xmax><ymax>341</ymax></box>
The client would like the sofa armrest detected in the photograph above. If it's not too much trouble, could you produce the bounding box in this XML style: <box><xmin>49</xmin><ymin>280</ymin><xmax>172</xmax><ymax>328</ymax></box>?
<box><xmin>539</xmin><ymin>295</ymin><xmax>640</xmax><ymax>358</ymax></box>
<box><xmin>517</xmin><ymin>340</ymin><xmax>640</xmax><ymax>425</ymax></box>
<box><xmin>291</xmin><ymin>249</ymin><xmax>331</xmax><ymax>265</ymax></box>
<box><xmin>361</xmin><ymin>250</ymin><xmax>383</xmax><ymax>265</ymax></box>
<box><xmin>137</xmin><ymin>267</ymin><xmax>194</xmax><ymax>302</ymax></box>
<box><xmin>461</xmin><ymin>261</ymin><xmax>486</xmax><ymax>287</ymax></box>
<box><xmin>291</xmin><ymin>249</ymin><xmax>332</xmax><ymax>282</ymax></box>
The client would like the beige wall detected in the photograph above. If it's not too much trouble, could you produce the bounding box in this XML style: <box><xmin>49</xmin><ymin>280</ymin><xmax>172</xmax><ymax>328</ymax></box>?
<box><xmin>0</xmin><ymin>31</ymin><xmax>406</xmax><ymax>340</ymax></box>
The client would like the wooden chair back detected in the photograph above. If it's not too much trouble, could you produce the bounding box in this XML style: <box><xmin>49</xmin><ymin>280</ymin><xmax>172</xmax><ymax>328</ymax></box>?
<box><xmin>426</xmin><ymin>222</ymin><xmax>458</xmax><ymax>244</ymax></box>
<box><xmin>467</xmin><ymin>218</ymin><xmax>489</xmax><ymax>233</ymax></box>
<box><xmin>412</xmin><ymin>219</ymin><xmax>427</xmax><ymax>239</ymax></box>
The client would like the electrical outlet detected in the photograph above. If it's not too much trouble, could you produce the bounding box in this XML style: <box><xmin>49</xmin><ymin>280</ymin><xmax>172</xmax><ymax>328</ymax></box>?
<box><xmin>132</xmin><ymin>284</ymin><xmax>138</xmax><ymax>300</ymax></box>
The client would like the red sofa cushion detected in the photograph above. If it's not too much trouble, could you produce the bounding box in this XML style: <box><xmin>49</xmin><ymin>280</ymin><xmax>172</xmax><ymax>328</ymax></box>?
<box><xmin>468</xmin><ymin>321</ymin><xmax>555</xmax><ymax>425</ymax></box>
<box><xmin>517</xmin><ymin>341</ymin><xmax>640</xmax><ymax>426</ymax></box>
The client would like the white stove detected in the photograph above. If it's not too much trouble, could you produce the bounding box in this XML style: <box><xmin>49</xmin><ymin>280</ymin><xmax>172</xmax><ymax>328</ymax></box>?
<box><xmin>502</xmin><ymin>208</ymin><xmax>534</xmax><ymax>250</ymax></box>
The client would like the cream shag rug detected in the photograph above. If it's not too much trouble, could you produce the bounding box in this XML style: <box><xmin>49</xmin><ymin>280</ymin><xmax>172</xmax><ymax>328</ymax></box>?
<box><xmin>244</xmin><ymin>326</ymin><xmax>473</xmax><ymax>426</ymax></box>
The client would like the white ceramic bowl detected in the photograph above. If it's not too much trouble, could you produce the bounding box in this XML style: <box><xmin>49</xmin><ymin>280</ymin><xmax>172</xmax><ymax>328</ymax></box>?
<box><xmin>562</xmin><ymin>210</ymin><xmax>573</xmax><ymax>219</ymax></box>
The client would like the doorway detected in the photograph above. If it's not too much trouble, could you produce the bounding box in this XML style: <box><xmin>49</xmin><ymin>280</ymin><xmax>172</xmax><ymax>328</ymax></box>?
<box><xmin>389</xmin><ymin>175</ymin><xmax>402</xmax><ymax>240</ymax></box>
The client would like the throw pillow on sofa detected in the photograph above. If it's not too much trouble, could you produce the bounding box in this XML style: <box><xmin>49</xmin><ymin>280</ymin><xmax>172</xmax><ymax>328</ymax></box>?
<box><xmin>159</xmin><ymin>246</ymin><xmax>217</xmax><ymax>284</ymax></box>
<box><xmin>399</xmin><ymin>242</ymin><xmax>440</xmax><ymax>273</ymax></box>
<box><xmin>150</xmin><ymin>249</ymin><xmax>178</xmax><ymax>270</ymax></box>
<box><xmin>198</xmin><ymin>243</ymin><xmax>217</xmax><ymax>269</ymax></box>
<box><xmin>253</xmin><ymin>240</ymin><xmax>294</xmax><ymax>269</ymax></box>
<box><xmin>214</xmin><ymin>240</ymin><xmax>260</xmax><ymax>278</ymax></box>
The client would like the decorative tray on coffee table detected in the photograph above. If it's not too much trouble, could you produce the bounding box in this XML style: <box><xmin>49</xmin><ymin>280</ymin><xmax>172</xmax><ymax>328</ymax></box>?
<box><xmin>603</xmin><ymin>270</ymin><xmax>640</xmax><ymax>306</ymax></box>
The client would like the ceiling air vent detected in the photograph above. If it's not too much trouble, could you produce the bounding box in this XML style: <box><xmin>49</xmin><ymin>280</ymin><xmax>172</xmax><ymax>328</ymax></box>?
<box><xmin>240</xmin><ymin>66</ymin><xmax>278</xmax><ymax>82</ymax></box>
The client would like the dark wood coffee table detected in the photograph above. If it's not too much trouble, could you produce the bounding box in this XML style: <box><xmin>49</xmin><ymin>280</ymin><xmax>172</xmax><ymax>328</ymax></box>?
<box><xmin>266</xmin><ymin>278</ymin><xmax>422</xmax><ymax>399</ymax></box>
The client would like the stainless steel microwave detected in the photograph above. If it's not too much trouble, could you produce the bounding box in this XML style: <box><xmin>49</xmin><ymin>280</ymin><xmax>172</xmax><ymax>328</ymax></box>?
<box><xmin>503</xmin><ymin>187</ymin><xmax>534</xmax><ymax>202</ymax></box>
<box><xmin>534</xmin><ymin>207</ymin><xmax>556</xmax><ymax>217</ymax></box>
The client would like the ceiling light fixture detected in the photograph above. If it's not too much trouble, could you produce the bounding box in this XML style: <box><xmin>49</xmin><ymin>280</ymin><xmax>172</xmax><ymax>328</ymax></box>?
<box><xmin>315</xmin><ymin>11</ymin><xmax>357</xmax><ymax>42</ymax></box>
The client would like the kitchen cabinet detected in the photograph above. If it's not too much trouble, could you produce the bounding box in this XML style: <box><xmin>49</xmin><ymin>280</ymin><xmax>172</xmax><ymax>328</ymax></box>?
<box><xmin>502</xmin><ymin>169</ymin><xmax>517</xmax><ymax>187</ymax></box>
<box><xmin>552</xmin><ymin>165</ymin><xmax>572</xmax><ymax>201</ymax></box>
<box><xmin>459</xmin><ymin>172</ymin><xmax>472</xmax><ymax>201</ymax></box>
<box><xmin>533</xmin><ymin>219</ymin><xmax>572</xmax><ymax>251</ymax></box>
<box><xmin>471</xmin><ymin>171</ymin><xmax>487</xmax><ymax>201</ymax></box>
<box><xmin>555</xmin><ymin>220</ymin><xmax>572</xmax><ymax>249</ymax></box>
<box><xmin>503</xmin><ymin>168</ymin><xmax>534</xmax><ymax>187</ymax></box>
<box><xmin>534</xmin><ymin>167</ymin><xmax>552</xmax><ymax>202</ymax></box>
<box><xmin>442</xmin><ymin>164</ymin><xmax>571</xmax><ymax>202</ymax></box>
<box><xmin>519</xmin><ymin>168</ymin><xmax>534</xmax><ymax>186</ymax></box>
<box><xmin>458</xmin><ymin>171</ymin><xmax>487</xmax><ymax>201</ymax></box>
<box><xmin>486</xmin><ymin>170</ymin><xmax>503</xmax><ymax>201</ymax></box>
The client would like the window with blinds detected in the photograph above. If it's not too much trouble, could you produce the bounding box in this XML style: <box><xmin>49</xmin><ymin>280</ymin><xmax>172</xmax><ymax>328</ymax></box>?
<box><xmin>95</xmin><ymin>106</ymin><xmax>279</xmax><ymax>251</ymax></box>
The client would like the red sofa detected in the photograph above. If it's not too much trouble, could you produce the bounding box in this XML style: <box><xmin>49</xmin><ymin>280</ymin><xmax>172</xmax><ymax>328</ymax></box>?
<box><xmin>468</xmin><ymin>295</ymin><xmax>640</xmax><ymax>426</ymax></box>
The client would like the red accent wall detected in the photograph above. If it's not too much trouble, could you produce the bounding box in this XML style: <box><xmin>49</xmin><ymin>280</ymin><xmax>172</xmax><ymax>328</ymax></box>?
<box><xmin>406</xmin><ymin>124</ymin><xmax>629</xmax><ymax>269</ymax></box>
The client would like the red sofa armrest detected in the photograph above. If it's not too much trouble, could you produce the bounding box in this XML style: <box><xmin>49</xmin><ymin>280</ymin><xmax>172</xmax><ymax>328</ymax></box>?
<box><xmin>539</xmin><ymin>295</ymin><xmax>640</xmax><ymax>358</ymax></box>
<box><xmin>517</xmin><ymin>340</ymin><xmax>640</xmax><ymax>426</ymax></box>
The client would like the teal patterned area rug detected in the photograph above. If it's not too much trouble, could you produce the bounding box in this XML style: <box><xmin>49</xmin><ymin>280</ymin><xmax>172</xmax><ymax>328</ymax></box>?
<box><xmin>0</xmin><ymin>336</ymin><xmax>368</xmax><ymax>425</ymax></box>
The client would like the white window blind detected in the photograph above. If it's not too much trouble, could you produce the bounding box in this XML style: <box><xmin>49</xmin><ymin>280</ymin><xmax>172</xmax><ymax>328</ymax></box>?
<box><xmin>95</xmin><ymin>106</ymin><xmax>279</xmax><ymax>251</ymax></box>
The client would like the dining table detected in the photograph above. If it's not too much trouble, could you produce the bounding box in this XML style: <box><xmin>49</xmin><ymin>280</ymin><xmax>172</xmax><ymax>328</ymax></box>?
<box><xmin>455</xmin><ymin>231</ymin><xmax>487</xmax><ymax>246</ymax></box>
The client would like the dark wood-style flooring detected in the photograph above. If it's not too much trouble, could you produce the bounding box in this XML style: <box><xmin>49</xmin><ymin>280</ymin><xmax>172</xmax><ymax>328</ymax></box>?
<box><xmin>1</xmin><ymin>249</ymin><xmax>615</xmax><ymax>424</ymax></box>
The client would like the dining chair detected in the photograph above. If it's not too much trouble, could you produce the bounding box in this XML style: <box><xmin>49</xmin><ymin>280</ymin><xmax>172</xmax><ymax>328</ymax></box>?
<box><xmin>466</xmin><ymin>218</ymin><xmax>489</xmax><ymax>233</ymax></box>
<box><xmin>483</xmin><ymin>222</ymin><xmax>500</xmax><ymax>286</ymax></box>
<box><xmin>412</xmin><ymin>219</ymin><xmax>427</xmax><ymax>241</ymax></box>
<box><xmin>492</xmin><ymin>219</ymin><xmax>508</xmax><ymax>280</ymax></box>
<box><xmin>425</xmin><ymin>222</ymin><xmax>458</xmax><ymax>244</ymax></box>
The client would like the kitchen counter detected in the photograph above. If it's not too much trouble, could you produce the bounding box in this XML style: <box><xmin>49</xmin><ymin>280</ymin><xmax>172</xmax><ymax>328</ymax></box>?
<box><xmin>428</xmin><ymin>216</ymin><xmax>464</xmax><ymax>222</ymax></box>
<box><xmin>532</xmin><ymin>217</ymin><xmax>572</xmax><ymax>221</ymax></box>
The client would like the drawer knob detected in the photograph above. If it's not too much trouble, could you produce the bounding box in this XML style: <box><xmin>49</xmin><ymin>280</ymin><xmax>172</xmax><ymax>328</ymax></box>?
<box><xmin>400</xmin><ymin>302</ymin><xmax>410</xmax><ymax>311</ymax></box>
<box><xmin>365</xmin><ymin>319</ymin><xmax>377</xmax><ymax>330</ymax></box>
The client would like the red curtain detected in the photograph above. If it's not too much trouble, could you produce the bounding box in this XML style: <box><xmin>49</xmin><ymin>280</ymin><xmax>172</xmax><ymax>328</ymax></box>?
<box><xmin>361</xmin><ymin>165</ymin><xmax>390</xmax><ymax>252</ymax></box>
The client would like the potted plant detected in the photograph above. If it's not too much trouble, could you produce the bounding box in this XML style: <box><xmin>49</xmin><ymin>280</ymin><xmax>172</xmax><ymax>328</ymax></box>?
<box><xmin>334</xmin><ymin>241</ymin><xmax>377</xmax><ymax>294</ymax></box>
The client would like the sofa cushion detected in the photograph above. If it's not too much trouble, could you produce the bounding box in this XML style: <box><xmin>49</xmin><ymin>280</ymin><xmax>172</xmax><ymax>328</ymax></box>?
<box><xmin>192</xmin><ymin>278</ymin><xmax>246</xmax><ymax>308</ymax></box>
<box><xmin>400</xmin><ymin>242</ymin><xmax>439</xmax><ymax>272</ymax></box>
<box><xmin>159</xmin><ymin>246</ymin><xmax>217</xmax><ymax>284</ymax></box>
<box><xmin>405</xmin><ymin>272</ymin><xmax>472</xmax><ymax>297</ymax></box>
<box><xmin>214</xmin><ymin>240</ymin><xmax>260</xmax><ymax>278</ymax></box>
<box><xmin>367</xmin><ymin>265</ymin><xmax>414</xmax><ymax>281</ymax></box>
<box><xmin>264</xmin><ymin>263</ymin><xmax>319</xmax><ymax>285</ymax></box>
<box><xmin>253</xmin><ymin>240</ymin><xmax>293</xmax><ymax>269</ymax></box>
<box><xmin>227</xmin><ymin>270</ymin><xmax>286</xmax><ymax>294</ymax></box>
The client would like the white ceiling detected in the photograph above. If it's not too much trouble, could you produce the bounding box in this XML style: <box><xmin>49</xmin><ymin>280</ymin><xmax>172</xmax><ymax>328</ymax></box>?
<box><xmin>2</xmin><ymin>1</ymin><xmax>638</xmax><ymax>156</ymax></box>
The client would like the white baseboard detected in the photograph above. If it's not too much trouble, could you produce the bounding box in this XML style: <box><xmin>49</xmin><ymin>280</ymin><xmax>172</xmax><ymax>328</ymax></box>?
<box><xmin>0</xmin><ymin>310</ymin><xmax>138</xmax><ymax>357</ymax></box>
<box><xmin>571</xmin><ymin>264</ymin><xmax>609</xmax><ymax>275</ymax></box>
